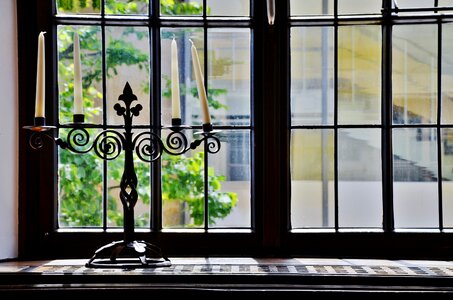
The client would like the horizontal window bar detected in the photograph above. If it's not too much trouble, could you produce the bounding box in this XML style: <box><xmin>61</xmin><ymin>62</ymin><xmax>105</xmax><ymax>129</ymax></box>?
<box><xmin>58</xmin><ymin>124</ymin><xmax>253</xmax><ymax>130</ymax></box>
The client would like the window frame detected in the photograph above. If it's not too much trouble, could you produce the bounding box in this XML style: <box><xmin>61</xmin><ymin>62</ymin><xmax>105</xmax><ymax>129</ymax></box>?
<box><xmin>18</xmin><ymin>0</ymin><xmax>453</xmax><ymax>260</ymax></box>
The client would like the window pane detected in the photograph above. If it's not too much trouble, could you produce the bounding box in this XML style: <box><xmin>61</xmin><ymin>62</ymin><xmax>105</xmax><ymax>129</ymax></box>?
<box><xmin>393</xmin><ymin>128</ymin><xmax>439</xmax><ymax>228</ymax></box>
<box><xmin>393</xmin><ymin>25</ymin><xmax>437</xmax><ymax>125</ymax></box>
<box><xmin>162</xmin><ymin>130</ymin><xmax>204</xmax><ymax>228</ymax></box>
<box><xmin>397</xmin><ymin>0</ymin><xmax>439</xmax><ymax>8</ymax></box>
<box><xmin>439</xmin><ymin>0</ymin><xmax>453</xmax><ymax>6</ymax></box>
<box><xmin>106</xmin><ymin>0</ymin><xmax>149</xmax><ymax>15</ymax></box>
<box><xmin>442</xmin><ymin>128</ymin><xmax>453</xmax><ymax>227</ymax></box>
<box><xmin>442</xmin><ymin>24</ymin><xmax>453</xmax><ymax>124</ymax></box>
<box><xmin>338</xmin><ymin>0</ymin><xmax>382</xmax><ymax>14</ymax></box>
<box><xmin>338</xmin><ymin>129</ymin><xmax>382</xmax><ymax>228</ymax></box>
<box><xmin>58</xmin><ymin>25</ymin><xmax>102</xmax><ymax>125</ymax></box>
<box><xmin>291</xmin><ymin>0</ymin><xmax>334</xmax><ymax>16</ymax></box>
<box><xmin>56</xmin><ymin>0</ymin><xmax>100</xmax><ymax>15</ymax></box>
<box><xmin>291</xmin><ymin>27</ymin><xmax>334</xmax><ymax>126</ymax></box>
<box><xmin>106</xmin><ymin>27</ymin><xmax>150</xmax><ymax>125</ymax></box>
<box><xmin>107</xmin><ymin>133</ymin><xmax>151</xmax><ymax>228</ymax></box>
<box><xmin>161</xmin><ymin>0</ymin><xmax>203</xmax><ymax>16</ymax></box>
<box><xmin>209</xmin><ymin>131</ymin><xmax>251</xmax><ymax>228</ymax></box>
<box><xmin>59</xmin><ymin>129</ymin><xmax>103</xmax><ymax>227</ymax></box>
<box><xmin>208</xmin><ymin>28</ymin><xmax>251</xmax><ymax>126</ymax></box>
<box><xmin>161</xmin><ymin>28</ymin><xmax>203</xmax><ymax>126</ymax></box>
<box><xmin>207</xmin><ymin>0</ymin><xmax>249</xmax><ymax>16</ymax></box>
<box><xmin>338</xmin><ymin>26</ymin><xmax>381</xmax><ymax>125</ymax></box>
<box><xmin>291</xmin><ymin>129</ymin><xmax>334</xmax><ymax>228</ymax></box>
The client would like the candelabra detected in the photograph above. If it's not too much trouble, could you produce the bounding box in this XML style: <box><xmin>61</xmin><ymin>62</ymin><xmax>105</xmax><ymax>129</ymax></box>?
<box><xmin>24</xmin><ymin>82</ymin><xmax>221</xmax><ymax>268</ymax></box>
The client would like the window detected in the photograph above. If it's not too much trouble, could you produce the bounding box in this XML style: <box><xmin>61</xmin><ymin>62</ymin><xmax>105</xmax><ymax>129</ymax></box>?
<box><xmin>18</xmin><ymin>0</ymin><xmax>453</xmax><ymax>259</ymax></box>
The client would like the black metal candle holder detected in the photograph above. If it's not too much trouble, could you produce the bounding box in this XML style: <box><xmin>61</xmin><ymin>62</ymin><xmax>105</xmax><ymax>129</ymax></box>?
<box><xmin>24</xmin><ymin>82</ymin><xmax>221</xmax><ymax>268</ymax></box>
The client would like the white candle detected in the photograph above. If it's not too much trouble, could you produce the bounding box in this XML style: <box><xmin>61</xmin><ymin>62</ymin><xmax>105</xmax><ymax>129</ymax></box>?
<box><xmin>35</xmin><ymin>32</ymin><xmax>45</xmax><ymax>118</ymax></box>
<box><xmin>190</xmin><ymin>40</ymin><xmax>211</xmax><ymax>125</ymax></box>
<box><xmin>171</xmin><ymin>38</ymin><xmax>181</xmax><ymax>119</ymax></box>
<box><xmin>73</xmin><ymin>32</ymin><xmax>83</xmax><ymax>115</ymax></box>
<box><xmin>267</xmin><ymin>0</ymin><xmax>275</xmax><ymax>25</ymax></box>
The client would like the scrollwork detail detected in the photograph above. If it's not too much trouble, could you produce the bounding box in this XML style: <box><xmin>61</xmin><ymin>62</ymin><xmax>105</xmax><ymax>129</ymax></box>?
<box><xmin>133</xmin><ymin>131</ymin><xmax>163</xmax><ymax>163</ymax></box>
<box><xmin>92</xmin><ymin>130</ymin><xmax>124</xmax><ymax>160</ymax></box>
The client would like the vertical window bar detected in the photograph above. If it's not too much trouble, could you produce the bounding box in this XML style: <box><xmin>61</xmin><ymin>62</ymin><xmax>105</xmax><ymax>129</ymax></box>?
<box><xmin>147</xmin><ymin>0</ymin><xmax>153</xmax><ymax>231</ymax></box>
<box><xmin>151</xmin><ymin>0</ymin><xmax>162</xmax><ymax>231</ymax></box>
<box><xmin>203</xmin><ymin>0</ymin><xmax>209</xmax><ymax>230</ymax></box>
<box><xmin>382</xmin><ymin>0</ymin><xmax>394</xmax><ymax>232</ymax></box>
<box><xmin>333</xmin><ymin>0</ymin><xmax>339</xmax><ymax>231</ymax></box>
<box><xmin>437</xmin><ymin>20</ymin><xmax>444</xmax><ymax>231</ymax></box>
<box><xmin>321</xmin><ymin>0</ymin><xmax>329</xmax><ymax>227</ymax></box>
<box><xmin>101</xmin><ymin>0</ymin><xmax>107</xmax><ymax>231</ymax></box>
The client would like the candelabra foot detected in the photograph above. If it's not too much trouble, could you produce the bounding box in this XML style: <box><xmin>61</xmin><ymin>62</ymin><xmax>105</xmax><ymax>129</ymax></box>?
<box><xmin>85</xmin><ymin>240</ymin><xmax>171</xmax><ymax>268</ymax></box>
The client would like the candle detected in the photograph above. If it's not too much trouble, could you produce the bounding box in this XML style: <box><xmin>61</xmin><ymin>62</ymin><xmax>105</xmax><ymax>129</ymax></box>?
<box><xmin>171</xmin><ymin>38</ymin><xmax>181</xmax><ymax>120</ymax></box>
<box><xmin>190</xmin><ymin>40</ymin><xmax>211</xmax><ymax>125</ymax></box>
<box><xmin>73</xmin><ymin>32</ymin><xmax>83</xmax><ymax>115</ymax></box>
<box><xmin>35</xmin><ymin>32</ymin><xmax>45</xmax><ymax>118</ymax></box>
<box><xmin>267</xmin><ymin>0</ymin><xmax>275</xmax><ymax>25</ymax></box>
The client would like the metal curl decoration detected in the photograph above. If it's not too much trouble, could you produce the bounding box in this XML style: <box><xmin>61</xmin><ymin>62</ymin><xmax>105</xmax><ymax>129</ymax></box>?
<box><xmin>92</xmin><ymin>130</ymin><xmax>124</xmax><ymax>161</ymax></box>
<box><xmin>133</xmin><ymin>131</ymin><xmax>163</xmax><ymax>162</ymax></box>
<box><xmin>29</xmin><ymin>132</ymin><xmax>45</xmax><ymax>150</ymax></box>
<box><xmin>66</xmin><ymin>127</ymin><xmax>92</xmax><ymax>153</ymax></box>
<box><xmin>164</xmin><ymin>131</ymin><xmax>189</xmax><ymax>156</ymax></box>
<box><xmin>205</xmin><ymin>135</ymin><xmax>221</xmax><ymax>154</ymax></box>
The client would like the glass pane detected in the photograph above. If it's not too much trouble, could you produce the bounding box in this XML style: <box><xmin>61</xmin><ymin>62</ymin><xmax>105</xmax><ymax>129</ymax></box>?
<box><xmin>291</xmin><ymin>27</ymin><xmax>334</xmax><ymax>126</ymax></box>
<box><xmin>107</xmin><ymin>131</ymin><xmax>151</xmax><ymax>228</ymax></box>
<box><xmin>208</xmin><ymin>0</ymin><xmax>249</xmax><ymax>16</ymax></box>
<box><xmin>338</xmin><ymin>129</ymin><xmax>382</xmax><ymax>228</ymax></box>
<box><xmin>208</xmin><ymin>28</ymin><xmax>251</xmax><ymax>126</ymax></box>
<box><xmin>393</xmin><ymin>25</ymin><xmax>437</xmax><ymax>125</ymax></box>
<box><xmin>58</xmin><ymin>25</ymin><xmax>102</xmax><ymax>125</ymax></box>
<box><xmin>106</xmin><ymin>0</ymin><xmax>149</xmax><ymax>15</ymax></box>
<box><xmin>162</xmin><ymin>130</ymin><xmax>204</xmax><ymax>228</ymax></box>
<box><xmin>393</xmin><ymin>128</ymin><xmax>439</xmax><ymax>228</ymax></box>
<box><xmin>291</xmin><ymin>0</ymin><xmax>334</xmax><ymax>16</ymax></box>
<box><xmin>442</xmin><ymin>128</ymin><xmax>453</xmax><ymax>227</ymax></box>
<box><xmin>161</xmin><ymin>28</ymin><xmax>203</xmax><ymax>126</ymax></box>
<box><xmin>56</xmin><ymin>0</ymin><xmax>101</xmax><ymax>15</ymax></box>
<box><xmin>338</xmin><ymin>26</ymin><xmax>381</xmax><ymax>125</ymax></box>
<box><xmin>209</xmin><ymin>130</ymin><xmax>251</xmax><ymax>228</ymax></box>
<box><xmin>338</xmin><ymin>0</ymin><xmax>382</xmax><ymax>14</ymax></box>
<box><xmin>439</xmin><ymin>0</ymin><xmax>453</xmax><ymax>6</ymax></box>
<box><xmin>161</xmin><ymin>0</ymin><xmax>203</xmax><ymax>16</ymax></box>
<box><xmin>442</xmin><ymin>24</ymin><xmax>453</xmax><ymax>124</ymax></box>
<box><xmin>106</xmin><ymin>27</ymin><xmax>150</xmax><ymax>125</ymax></box>
<box><xmin>59</xmin><ymin>129</ymin><xmax>103</xmax><ymax>227</ymax></box>
<box><xmin>291</xmin><ymin>129</ymin><xmax>334</xmax><ymax>228</ymax></box>
<box><xmin>397</xmin><ymin>0</ymin><xmax>438</xmax><ymax>8</ymax></box>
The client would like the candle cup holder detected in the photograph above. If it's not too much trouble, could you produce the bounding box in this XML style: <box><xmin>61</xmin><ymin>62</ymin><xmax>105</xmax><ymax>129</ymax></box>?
<box><xmin>24</xmin><ymin>82</ymin><xmax>221</xmax><ymax>268</ymax></box>
<box><xmin>73</xmin><ymin>114</ymin><xmax>85</xmax><ymax>123</ymax></box>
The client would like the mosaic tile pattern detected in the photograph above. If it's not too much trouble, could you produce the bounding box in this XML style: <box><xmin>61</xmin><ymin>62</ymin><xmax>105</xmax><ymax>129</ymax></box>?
<box><xmin>10</xmin><ymin>264</ymin><xmax>453</xmax><ymax>277</ymax></box>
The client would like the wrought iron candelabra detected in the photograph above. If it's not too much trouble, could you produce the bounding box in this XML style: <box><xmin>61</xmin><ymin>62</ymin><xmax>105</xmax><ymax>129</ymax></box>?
<box><xmin>24</xmin><ymin>82</ymin><xmax>221</xmax><ymax>268</ymax></box>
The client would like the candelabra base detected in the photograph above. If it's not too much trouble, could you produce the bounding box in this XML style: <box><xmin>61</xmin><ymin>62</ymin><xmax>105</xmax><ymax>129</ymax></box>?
<box><xmin>86</xmin><ymin>240</ymin><xmax>171</xmax><ymax>269</ymax></box>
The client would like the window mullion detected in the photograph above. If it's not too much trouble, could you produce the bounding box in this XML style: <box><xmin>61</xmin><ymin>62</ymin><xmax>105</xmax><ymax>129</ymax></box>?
<box><xmin>381</xmin><ymin>0</ymin><xmax>394</xmax><ymax>232</ymax></box>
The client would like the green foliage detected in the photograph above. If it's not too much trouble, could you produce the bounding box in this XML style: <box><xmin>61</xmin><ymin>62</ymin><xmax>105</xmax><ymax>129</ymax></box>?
<box><xmin>161</xmin><ymin>0</ymin><xmax>206</xmax><ymax>15</ymax></box>
<box><xmin>57</xmin><ymin>0</ymin><xmax>237</xmax><ymax>227</ymax></box>
<box><xmin>162</xmin><ymin>152</ymin><xmax>237</xmax><ymax>225</ymax></box>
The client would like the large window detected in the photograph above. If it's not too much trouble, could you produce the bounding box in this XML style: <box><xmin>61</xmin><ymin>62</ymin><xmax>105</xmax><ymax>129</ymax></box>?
<box><xmin>18</xmin><ymin>0</ymin><xmax>453</xmax><ymax>258</ymax></box>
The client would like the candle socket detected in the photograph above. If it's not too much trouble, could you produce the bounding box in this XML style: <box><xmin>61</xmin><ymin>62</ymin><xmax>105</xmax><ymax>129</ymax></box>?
<box><xmin>34</xmin><ymin>117</ymin><xmax>46</xmax><ymax>127</ymax></box>
<box><xmin>202</xmin><ymin>123</ymin><xmax>213</xmax><ymax>133</ymax></box>
<box><xmin>171</xmin><ymin>118</ymin><xmax>182</xmax><ymax>126</ymax></box>
<box><xmin>73</xmin><ymin>114</ymin><xmax>85</xmax><ymax>123</ymax></box>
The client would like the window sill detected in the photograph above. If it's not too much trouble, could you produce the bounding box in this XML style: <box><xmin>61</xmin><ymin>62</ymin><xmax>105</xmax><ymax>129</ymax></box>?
<box><xmin>1</xmin><ymin>258</ymin><xmax>453</xmax><ymax>295</ymax></box>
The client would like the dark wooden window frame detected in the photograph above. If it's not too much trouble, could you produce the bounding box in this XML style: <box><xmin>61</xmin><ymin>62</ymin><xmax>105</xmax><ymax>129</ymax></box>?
<box><xmin>17</xmin><ymin>0</ymin><xmax>453</xmax><ymax>260</ymax></box>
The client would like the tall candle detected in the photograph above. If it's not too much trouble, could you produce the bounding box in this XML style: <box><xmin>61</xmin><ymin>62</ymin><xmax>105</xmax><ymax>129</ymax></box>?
<box><xmin>267</xmin><ymin>0</ymin><xmax>275</xmax><ymax>25</ymax></box>
<box><xmin>73</xmin><ymin>32</ymin><xmax>83</xmax><ymax>115</ymax></box>
<box><xmin>171</xmin><ymin>38</ymin><xmax>181</xmax><ymax>119</ymax></box>
<box><xmin>190</xmin><ymin>40</ymin><xmax>211</xmax><ymax>125</ymax></box>
<box><xmin>35</xmin><ymin>32</ymin><xmax>46</xmax><ymax>118</ymax></box>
